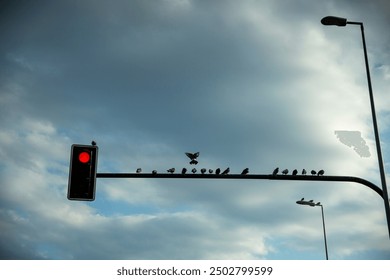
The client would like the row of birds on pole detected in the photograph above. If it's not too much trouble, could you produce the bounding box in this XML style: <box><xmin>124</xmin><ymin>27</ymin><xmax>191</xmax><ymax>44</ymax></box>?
<box><xmin>272</xmin><ymin>167</ymin><xmax>325</xmax><ymax>176</ymax></box>
<box><xmin>133</xmin><ymin>152</ymin><xmax>325</xmax><ymax>176</ymax></box>
<box><xmin>135</xmin><ymin>167</ymin><xmax>234</xmax><ymax>175</ymax></box>
<box><xmin>134</xmin><ymin>167</ymin><xmax>324</xmax><ymax>176</ymax></box>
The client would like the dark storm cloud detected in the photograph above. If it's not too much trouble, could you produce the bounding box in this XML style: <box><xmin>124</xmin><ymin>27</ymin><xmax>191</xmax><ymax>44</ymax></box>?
<box><xmin>1</xmin><ymin>0</ymin><xmax>301</xmax><ymax>142</ymax></box>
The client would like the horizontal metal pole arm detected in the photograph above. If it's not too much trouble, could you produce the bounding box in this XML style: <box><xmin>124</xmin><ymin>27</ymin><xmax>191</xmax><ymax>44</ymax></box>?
<box><xmin>96</xmin><ymin>173</ymin><xmax>383</xmax><ymax>199</ymax></box>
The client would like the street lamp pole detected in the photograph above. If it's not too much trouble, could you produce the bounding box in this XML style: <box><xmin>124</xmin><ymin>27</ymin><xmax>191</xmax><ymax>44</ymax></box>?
<box><xmin>296</xmin><ymin>199</ymin><xmax>329</xmax><ymax>260</ymax></box>
<box><xmin>321</xmin><ymin>16</ymin><xmax>390</xmax><ymax>238</ymax></box>
<box><xmin>319</xmin><ymin>204</ymin><xmax>328</xmax><ymax>260</ymax></box>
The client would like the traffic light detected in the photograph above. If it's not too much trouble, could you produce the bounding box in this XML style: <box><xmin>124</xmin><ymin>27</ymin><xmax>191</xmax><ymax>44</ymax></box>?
<box><xmin>68</xmin><ymin>144</ymin><xmax>98</xmax><ymax>201</ymax></box>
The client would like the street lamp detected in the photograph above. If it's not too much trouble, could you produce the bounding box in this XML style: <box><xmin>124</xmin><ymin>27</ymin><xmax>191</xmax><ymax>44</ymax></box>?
<box><xmin>321</xmin><ymin>16</ymin><xmax>390</xmax><ymax>238</ymax></box>
<box><xmin>296</xmin><ymin>198</ymin><xmax>329</xmax><ymax>260</ymax></box>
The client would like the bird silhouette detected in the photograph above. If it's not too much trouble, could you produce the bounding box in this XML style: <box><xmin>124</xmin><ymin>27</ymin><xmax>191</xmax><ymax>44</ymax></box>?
<box><xmin>311</xmin><ymin>170</ymin><xmax>317</xmax><ymax>175</ymax></box>
<box><xmin>302</xmin><ymin>169</ymin><xmax>307</xmax><ymax>175</ymax></box>
<box><xmin>282</xmin><ymin>169</ymin><xmax>288</xmax><ymax>175</ymax></box>
<box><xmin>136</xmin><ymin>168</ymin><xmax>142</xmax><ymax>173</ymax></box>
<box><xmin>215</xmin><ymin>168</ymin><xmax>221</xmax><ymax>175</ymax></box>
<box><xmin>318</xmin><ymin>169</ymin><xmax>325</xmax><ymax>176</ymax></box>
<box><xmin>167</xmin><ymin>168</ymin><xmax>175</xmax><ymax>174</ymax></box>
<box><xmin>181</xmin><ymin>168</ymin><xmax>187</xmax><ymax>174</ymax></box>
<box><xmin>300</xmin><ymin>197</ymin><xmax>304</xmax><ymax>201</ymax></box>
<box><xmin>272</xmin><ymin>167</ymin><xmax>279</xmax><ymax>176</ymax></box>
<box><xmin>209</xmin><ymin>169</ymin><xmax>213</xmax><ymax>174</ymax></box>
<box><xmin>309</xmin><ymin>200</ymin><xmax>313</xmax><ymax>203</ymax></box>
<box><xmin>292</xmin><ymin>169</ymin><xmax>298</xmax><ymax>175</ymax></box>
<box><xmin>91</xmin><ymin>140</ymin><xmax>97</xmax><ymax>146</ymax></box>
<box><xmin>152</xmin><ymin>170</ymin><xmax>157</xmax><ymax>174</ymax></box>
<box><xmin>241</xmin><ymin>168</ymin><xmax>249</xmax><ymax>175</ymax></box>
<box><xmin>201</xmin><ymin>168</ymin><xmax>206</xmax><ymax>174</ymax></box>
<box><xmin>192</xmin><ymin>168</ymin><xmax>197</xmax><ymax>174</ymax></box>
<box><xmin>186</xmin><ymin>152</ymin><xmax>199</xmax><ymax>165</ymax></box>
<box><xmin>221</xmin><ymin>167</ymin><xmax>230</xmax><ymax>175</ymax></box>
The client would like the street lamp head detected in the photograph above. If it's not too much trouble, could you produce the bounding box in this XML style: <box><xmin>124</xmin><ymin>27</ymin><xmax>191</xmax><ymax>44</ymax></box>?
<box><xmin>321</xmin><ymin>16</ymin><xmax>347</xmax><ymax>26</ymax></box>
<box><xmin>296</xmin><ymin>199</ymin><xmax>316</xmax><ymax>207</ymax></box>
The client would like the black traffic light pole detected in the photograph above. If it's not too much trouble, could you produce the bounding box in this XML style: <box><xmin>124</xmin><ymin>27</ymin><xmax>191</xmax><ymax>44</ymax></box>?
<box><xmin>96</xmin><ymin>172</ymin><xmax>384</xmax><ymax>199</ymax></box>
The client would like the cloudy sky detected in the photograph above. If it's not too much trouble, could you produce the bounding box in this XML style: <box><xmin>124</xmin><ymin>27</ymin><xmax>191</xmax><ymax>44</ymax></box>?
<box><xmin>1</xmin><ymin>0</ymin><xmax>390</xmax><ymax>260</ymax></box>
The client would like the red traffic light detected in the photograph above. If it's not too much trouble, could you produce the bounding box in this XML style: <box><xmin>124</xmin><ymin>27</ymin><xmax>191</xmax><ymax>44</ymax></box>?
<box><xmin>78</xmin><ymin>151</ymin><xmax>91</xmax><ymax>163</ymax></box>
<box><xmin>68</xmin><ymin>144</ymin><xmax>98</xmax><ymax>201</ymax></box>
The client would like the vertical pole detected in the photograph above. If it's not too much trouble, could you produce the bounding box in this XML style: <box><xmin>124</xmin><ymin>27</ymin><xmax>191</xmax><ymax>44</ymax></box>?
<box><xmin>358</xmin><ymin>23</ymin><xmax>390</xmax><ymax>238</ymax></box>
<box><xmin>320</xmin><ymin>205</ymin><xmax>329</xmax><ymax>260</ymax></box>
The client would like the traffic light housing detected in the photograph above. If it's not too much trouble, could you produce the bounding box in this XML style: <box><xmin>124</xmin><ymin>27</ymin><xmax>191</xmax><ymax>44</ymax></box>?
<box><xmin>68</xmin><ymin>144</ymin><xmax>98</xmax><ymax>201</ymax></box>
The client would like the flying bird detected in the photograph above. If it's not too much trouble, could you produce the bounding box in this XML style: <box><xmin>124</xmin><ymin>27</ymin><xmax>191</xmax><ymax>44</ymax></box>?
<box><xmin>181</xmin><ymin>168</ymin><xmax>187</xmax><ymax>174</ymax></box>
<box><xmin>192</xmin><ymin>168</ymin><xmax>197</xmax><ymax>174</ymax></box>
<box><xmin>311</xmin><ymin>170</ymin><xmax>317</xmax><ymax>175</ymax></box>
<box><xmin>221</xmin><ymin>167</ymin><xmax>230</xmax><ymax>175</ymax></box>
<box><xmin>201</xmin><ymin>168</ymin><xmax>206</xmax><ymax>174</ymax></box>
<box><xmin>186</xmin><ymin>152</ymin><xmax>199</xmax><ymax>165</ymax></box>
<box><xmin>167</xmin><ymin>168</ymin><xmax>175</xmax><ymax>174</ymax></box>
<box><xmin>215</xmin><ymin>168</ymin><xmax>221</xmax><ymax>175</ymax></box>
<box><xmin>282</xmin><ymin>169</ymin><xmax>288</xmax><ymax>175</ymax></box>
<box><xmin>318</xmin><ymin>169</ymin><xmax>325</xmax><ymax>176</ymax></box>
<box><xmin>302</xmin><ymin>169</ymin><xmax>307</xmax><ymax>175</ymax></box>
<box><xmin>136</xmin><ymin>168</ymin><xmax>142</xmax><ymax>173</ymax></box>
<box><xmin>241</xmin><ymin>168</ymin><xmax>249</xmax><ymax>175</ymax></box>
<box><xmin>272</xmin><ymin>167</ymin><xmax>279</xmax><ymax>176</ymax></box>
<box><xmin>292</xmin><ymin>169</ymin><xmax>298</xmax><ymax>175</ymax></box>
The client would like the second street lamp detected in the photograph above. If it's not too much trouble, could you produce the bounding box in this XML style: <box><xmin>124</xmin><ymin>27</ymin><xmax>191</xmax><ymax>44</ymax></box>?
<box><xmin>297</xmin><ymin>198</ymin><xmax>329</xmax><ymax>260</ymax></box>
<box><xmin>321</xmin><ymin>16</ymin><xmax>390</xmax><ymax>239</ymax></box>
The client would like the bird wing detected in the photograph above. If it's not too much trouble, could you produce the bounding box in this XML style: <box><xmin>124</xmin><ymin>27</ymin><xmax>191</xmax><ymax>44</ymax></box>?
<box><xmin>185</xmin><ymin>152</ymin><xmax>194</xmax><ymax>159</ymax></box>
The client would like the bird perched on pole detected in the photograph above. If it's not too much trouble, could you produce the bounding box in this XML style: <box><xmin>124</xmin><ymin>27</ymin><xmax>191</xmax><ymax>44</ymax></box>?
<box><xmin>241</xmin><ymin>168</ymin><xmax>249</xmax><ymax>175</ymax></box>
<box><xmin>192</xmin><ymin>168</ymin><xmax>197</xmax><ymax>174</ymax></box>
<box><xmin>91</xmin><ymin>140</ymin><xmax>97</xmax><ymax>146</ymax></box>
<box><xmin>272</xmin><ymin>167</ymin><xmax>279</xmax><ymax>176</ymax></box>
<box><xmin>215</xmin><ymin>168</ymin><xmax>221</xmax><ymax>175</ymax></box>
<box><xmin>167</xmin><ymin>168</ymin><xmax>175</xmax><ymax>174</ymax></box>
<box><xmin>136</xmin><ymin>168</ymin><xmax>142</xmax><ymax>173</ymax></box>
<box><xmin>185</xmin><ymin>152</ymin><xmax>199</xmax><ymax>165</ymax></box>
<box><xmin>201</xmin><ymin>168</ymin><xmax>206</xmax><ymax>174</ymax></box>
<box><xmin>318</xmin><ymin>169</ymin><xmax>325</xmax><ymax>176</ymax></box>
<box><xmin>302</xmin><ymin>169</ymin><xmax>307</xmax><ymax>175</ymax></box>
<box><xmin>221</xmin><ymin>167</ymin><xmax>230</xmax><ymax>175</ymax></box>
<box><xmin>181</xmin><ymin>168</ymin><xmax>187</xmax><ymax>174</ymax></box>
<box><xmin>292</xmin><ymin>169</ymin><xmax>298</xmax><ymax>176</ymax></box>
<box><xmin>282</xmin><ymin>169</ymin><xmax>288</xmax><ymax>175</ymax></box>
<box><xmin>311</xmin><ymin>170</ymin><xmax>317</xmax><ymax>175</ymax></box>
